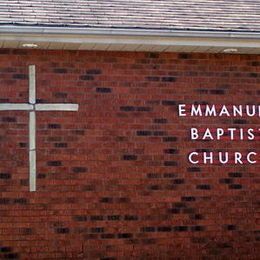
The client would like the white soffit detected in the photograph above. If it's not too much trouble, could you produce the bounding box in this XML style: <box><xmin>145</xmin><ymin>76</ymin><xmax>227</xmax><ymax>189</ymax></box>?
<box><xmin>0</xmin><ymin>26</ymin><xmax>259</xmax><ymax>53</ymax></box>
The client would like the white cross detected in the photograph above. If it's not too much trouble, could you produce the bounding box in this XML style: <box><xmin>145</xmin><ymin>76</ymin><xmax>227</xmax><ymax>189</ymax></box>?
<box><xmin>0</xmin><ymin>65</ymin><xmax>79</xmax><ymax>192</ymax></box>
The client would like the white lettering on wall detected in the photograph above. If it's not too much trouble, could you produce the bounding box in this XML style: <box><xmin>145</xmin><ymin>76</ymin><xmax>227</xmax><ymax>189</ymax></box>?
<box><xmin>178</xmin><ymin>104</ymin><xmax>186</xmax><ymax>116</ymax></box>
<box><xmin>178</xmin><ymin>103</ymin><xmax>258</xmax><ymax>165</ymax></box>
<box><xmin>188</xmin><ymin>152</ymin><xmax>199</xmax><ymax>164</ymax></box>
<box><xmin>188</xmin><ymin>152</ymin><xmax>258</xmax><ymax>165</ymax></box>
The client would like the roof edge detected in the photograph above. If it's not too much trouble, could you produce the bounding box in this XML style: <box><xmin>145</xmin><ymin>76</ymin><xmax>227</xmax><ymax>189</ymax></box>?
<box><xmin>1</xmin><ymin>25</ymin><xmax>260</xmax><ymax>39</ymax></box>
<box><xmin>0</xmin><ymin>25</ymin><xmax>259</xmax><ymax>53</ymax></box>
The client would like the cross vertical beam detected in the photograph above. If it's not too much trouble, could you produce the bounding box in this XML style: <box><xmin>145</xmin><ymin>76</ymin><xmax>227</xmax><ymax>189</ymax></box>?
<box><xmin>29</xmin><ymin>65</ymin><xmax>36</xmax><ymax>192</ymax></box>
<box><xmin>29</xmin><ymin>111</ymin><xmax>36</xmax><ymax>192</ymax></box>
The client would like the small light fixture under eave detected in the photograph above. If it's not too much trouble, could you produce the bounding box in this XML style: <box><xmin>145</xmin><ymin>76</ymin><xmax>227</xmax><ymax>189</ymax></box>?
<box><xmin>22</xmin><ymin>43</ymin><xmax>38</xmax><ymax>48</ymax></box>
<box><xmin>223</xmin><ymin>48</ymin><xmax>238</xmax><ymax>53</ymax></box>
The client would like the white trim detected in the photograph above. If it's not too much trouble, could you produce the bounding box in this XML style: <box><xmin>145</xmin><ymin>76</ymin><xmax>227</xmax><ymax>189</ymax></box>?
<box><xmin>29</xmin><ymin>111</ymin><xmax>36</xmax><ymax>192</ymax></box>
<box><xmin>0</xmin><ymin>104</ymin><xmax>33</xmax><ymax>110</ymax></box>
<box><xmin>0</xmin><ymin>26</ymin><xmax>259</xmax><ymax>52</ymax></box>
<box><xmin>29</xmin><ymin>65</ymin><xmax>36</xmax><ymax>104</ymax></box>
<box><xmin>29</xmin><ymin>149</ymin><xmax>36</xmax><ymax>192</ymax></box>
<box><xmin>29</xmin><ymin>111</ymin><xmax>36</xmax><ymax>151</ymax></box>
<box><xmin>0</xmin><ymin>26</ymin><xmax>259</xmax><ymax>39</ymax></box>
<box><xmin>35</xmin><ymin>104</ymin><xmax>79</xmax><ymax>111</ymax></box>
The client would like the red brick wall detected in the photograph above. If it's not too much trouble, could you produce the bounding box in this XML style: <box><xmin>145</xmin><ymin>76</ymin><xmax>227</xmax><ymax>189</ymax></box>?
<box><xmin>0</xmin><ymin>49</ymin><xmax>259</xmax><ymax>259</ymax></box>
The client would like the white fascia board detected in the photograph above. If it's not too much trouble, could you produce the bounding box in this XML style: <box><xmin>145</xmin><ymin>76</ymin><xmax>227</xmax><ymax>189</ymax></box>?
<box><xmin>0</xmin><ymin>26</ymin><xmax>260</xmax><ymax>39</ymax></box>
<box><xmin>0</xmin><ymin>26</ymin><xmax>259</xmax><ymax>49</ymax></box>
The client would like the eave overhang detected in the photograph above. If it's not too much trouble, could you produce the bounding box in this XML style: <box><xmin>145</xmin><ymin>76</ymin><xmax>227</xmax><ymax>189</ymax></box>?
<box><xmin>0</xmin><ymin>26</ymin><xmax>259</xmax><ymax>53</ymax></box>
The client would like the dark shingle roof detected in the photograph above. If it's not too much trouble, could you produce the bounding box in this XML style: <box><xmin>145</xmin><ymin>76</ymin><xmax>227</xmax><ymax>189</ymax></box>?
<box><xmin>0</xmin><ymin>0</ymin><xmax>260</xmax><ymax>32</ymax></box>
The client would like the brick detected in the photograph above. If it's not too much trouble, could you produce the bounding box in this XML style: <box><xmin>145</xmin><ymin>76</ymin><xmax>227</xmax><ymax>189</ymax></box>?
<box><xmin>196</xmin><ymin>184</ymin><xmax>211</xmax><ymax>190</ymax></box>
<box><xmin>80</xmin><ymin>75</ymin><xmax>94</xmax><ymax>80</ymax></box>
<box><xmin>48</xmin><ymin>123</ymin><xmax>61</xmax><ymax>129</ymax></box>
<box><xmin>122</xmin><ymin>155</ymin><xmax>137</xmax><ymax>161</ymax></box>
<box><xmin>161</xmin><ymin>76</ymin><xmax>176</xmax><ymax>82</ymax></box>
<box><xmin>229</xmin><ymin>184</ymin><xmax>243</xmax><ymax>189</ymax></box>
<box><xmin>0</xmin><ymin>173</ymin><xmax>11</xmax><ymax>179</ymax></box>
<box><xmin>55</xmin><ymin>228</ymin><xmax>70</xmax><ymax>234</ymax></box>
<box><xmin>174</xmin><ymin>226</ymin><xmax>188</xmax><ymax>232</ymax></box>
<box><xmin>136</xmin><ymin>130</ymin><xmax>152</xmax><ymax>136</ymax></box>
<box><xmin>0</xmin><ymin>247</ymin><xmax>12</xmax><ymax>253</ymax></box>
<box><xmin>86</xmin><ymin>69</ymin><xmax>102</xmax><ymax>75</ymax></box>
<box><xmin>53</xmin><ymin>68</ymin><xmax>67</xmax><ymax>73</ymax></box>
<box><xmin>153</xmin><ymin>118</ymin><xmax>168</xmax><ymax>124</ymax></box>
<box><xmin>163</xmin><ymin>136</ymin><xmax>178</xmax><ymax>142</ymax></box>
<box><xmin>96</xmin><ymin>88</ymin><xmax>112</xmax><ymax>93</ymax></box>
<box><xmin>0</xmin><ymin>49</ymin><xmax>258</xmax><ymax>259</ymax></box>
<box><xmin>72</xmin><ymin>167</ymin><xmax>88</xmax><ymax>173</ymax></box>
<box><xmin>47</xmin><ymin>161</ymin><xmax>62</xmax><ymax>166</ymax></box>
<box><xmin>117</xmin><ymin>233</ymin><xmax>133</xmax><ymax>239</ymax></box>
<box><xmin>2</xmin><ymin>117</ymin><xmax>16</xmax><ymax>123</ymax></box>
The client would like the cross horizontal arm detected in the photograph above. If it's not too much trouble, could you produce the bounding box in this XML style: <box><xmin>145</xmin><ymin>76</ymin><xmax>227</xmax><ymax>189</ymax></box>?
<box><xmin>0</xmin><ymin>103</ymin><xmax>33</xmax><ymax>111</ymax></box>
<box><xmin>35</xmin><ymin>104</ymin><xmax>79</xmax><ymax>111</ymax></box>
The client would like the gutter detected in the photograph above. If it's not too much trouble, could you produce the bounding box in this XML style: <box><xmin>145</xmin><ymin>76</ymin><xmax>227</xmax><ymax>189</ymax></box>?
<box><xmin>0</xmin><ymin>25</ymin><xmax>260</xmax><ymax>39</ymax></box>
<box><xmin>0</xmin><ymin>25</ymin><xmax>259</xmax><ymax>51</ymax></box>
